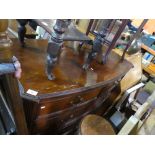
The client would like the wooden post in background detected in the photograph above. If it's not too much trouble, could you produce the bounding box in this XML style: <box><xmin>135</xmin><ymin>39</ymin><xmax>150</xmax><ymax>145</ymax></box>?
<box><xmin>0</xmin><ymin>19</ymin><xmax>28</xmax><ymax>134</ymax></box>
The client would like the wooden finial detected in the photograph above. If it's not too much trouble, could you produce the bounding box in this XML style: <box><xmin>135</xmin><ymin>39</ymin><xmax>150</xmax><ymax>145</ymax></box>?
<box><xmin>0</xmin><ymin>19</ymin><xmax>12</xmax><ymax>49</ymax></box>
<box><xmin>0</xmin><ymin>19</ymin><xmax>8</xmax><ymax>33</ymax></box>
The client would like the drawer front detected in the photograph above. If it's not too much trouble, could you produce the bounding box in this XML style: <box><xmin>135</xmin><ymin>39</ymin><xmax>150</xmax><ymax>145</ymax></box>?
<box><xmin>33</xmin><ymin>85</ymin><xmax>113</xmax><ymax>134</ymax></box>
<box><xmin>34</xmin><ymin>99</ymin><xmax>97</xmax><ymax>134</ymax></box>
<box><xmin>38</xmin><ymin>87</ymin><xmax>102</xmax><ymax>116</ymax></box>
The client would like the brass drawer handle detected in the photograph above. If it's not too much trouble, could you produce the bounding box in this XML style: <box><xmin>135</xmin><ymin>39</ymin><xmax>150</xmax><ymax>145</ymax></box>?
<box><xmin>70</xmin><ymin>96</ymin><xmax>84</xmax><ymax>105</ymax></box>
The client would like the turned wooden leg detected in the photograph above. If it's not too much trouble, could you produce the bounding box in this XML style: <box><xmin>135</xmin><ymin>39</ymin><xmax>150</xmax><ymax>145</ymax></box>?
<box><xmin>45</xmin><ymin>20</ymin><xmax>71</xmax><ymax>80</ymax></box>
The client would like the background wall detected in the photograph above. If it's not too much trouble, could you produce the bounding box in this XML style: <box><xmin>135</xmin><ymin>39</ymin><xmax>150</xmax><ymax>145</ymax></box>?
<box><xmin>132</xmin><ymin>19</ymin><xmax>155</xmax><ymax>34</ymax></box>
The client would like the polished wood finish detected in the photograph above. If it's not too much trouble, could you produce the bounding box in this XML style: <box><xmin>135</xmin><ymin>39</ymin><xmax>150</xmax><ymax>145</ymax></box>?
<box><xmin>11</xmin><ymin>39</ymin><xmax>132</xmax><ymax>95</ymax></box>
<box><xmin>0</xmin><ymin>20</ymin><xmax>8</xmax><ymax>32</ymax></box>
<box><xmin>10</xmin><ymin>38</ymin><xmax>132</xmax><ymax>134</ymax></box>
<box><xmin>103</xmin><ymin>49</ymin><xmax>143</xmax><ymax>113</ymax></box>
<box><xmin>114</xmin><ymin>49</ymin><xmax>142</xmax><ymax>92</ymax></box>
<box><xmin>80</xmin><ymin>114</ymin><xmax>115</xmax><ymax>135</ymax></box>
<box><xmin>0</xmin><ymin>20</ymin><xmax>28</xmax><ymax>134</ymax></box>
<box><xmin>0</xmin><ymin>75</ymin><xmax>28</xmax><ymax>134</ymax></box>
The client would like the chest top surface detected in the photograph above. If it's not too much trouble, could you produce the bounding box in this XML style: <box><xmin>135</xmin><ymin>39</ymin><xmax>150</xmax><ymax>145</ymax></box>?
<box><xmin>10</xmin><ymin>39</ymin><xmax>132</xmax><ymax>96</ymax></box>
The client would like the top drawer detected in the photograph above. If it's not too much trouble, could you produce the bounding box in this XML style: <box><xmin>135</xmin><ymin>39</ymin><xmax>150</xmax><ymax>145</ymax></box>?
<box><xmin>37</xmin><ymin>87</ymin><xmax>103</xmax><ymax>116</ymax></box>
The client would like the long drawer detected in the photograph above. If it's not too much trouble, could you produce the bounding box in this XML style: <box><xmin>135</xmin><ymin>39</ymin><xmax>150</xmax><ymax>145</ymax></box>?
<box><xmin>37</xmin><ymin>87</ymin><xmax>102</xmax><ymax>116</ymax></box>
